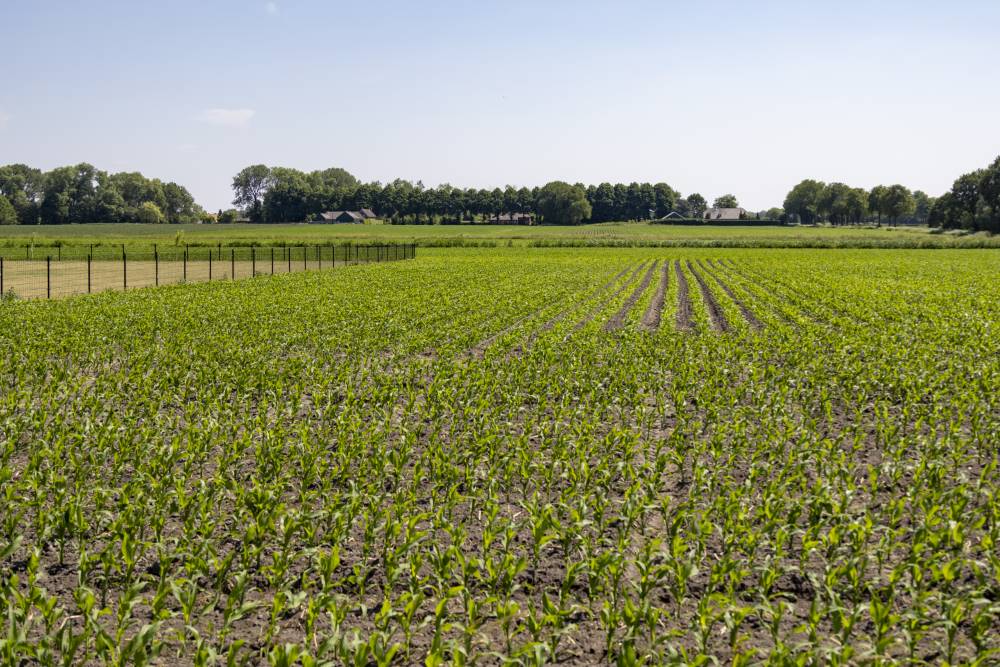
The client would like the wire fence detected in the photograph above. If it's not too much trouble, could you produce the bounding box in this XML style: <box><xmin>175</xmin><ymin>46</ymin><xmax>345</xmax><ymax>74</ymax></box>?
<box><xmin>0</xmin><ymin>243</ymin><xmax>415</xmax><ymax>300</ymax></box>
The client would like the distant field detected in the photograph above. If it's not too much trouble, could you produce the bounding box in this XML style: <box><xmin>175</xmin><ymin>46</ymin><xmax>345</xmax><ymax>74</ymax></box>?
<box><xmin>1</xmin><ymin>221</ymin><xmax>997</xmax><ymax>249</ymax></box>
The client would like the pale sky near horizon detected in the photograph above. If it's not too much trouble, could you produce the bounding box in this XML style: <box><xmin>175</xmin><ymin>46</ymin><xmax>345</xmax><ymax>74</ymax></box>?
<box><xmin>2</xmin><ymin>0</ymin><xmax>999</xmax><ymax>212</ymax></box>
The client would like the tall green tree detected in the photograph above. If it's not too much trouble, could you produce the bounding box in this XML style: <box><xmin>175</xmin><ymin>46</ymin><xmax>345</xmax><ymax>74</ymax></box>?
<box><xmin>231</xmin><ymin>164</ymin><xmax>273</xmax><ymax>222</ymax></box>
<box><xmin>535</xmin><ymin>181</ymin><xmax>592</xmax><ymax>224</ymax></box>
<box><xmin>0</xmin><ymin>164</ymin><xmax>45</xmax><ymax>225</ymax></box>
<box><xmin>653</xmin><ymin>183</ymin><xmax>678</xmax><ymax>218</ymax></box>
<box><xmin>713</xmin><ymin>194</ymin><xmax>739</xmax><ymax>209</ymax></box>
<box><xmin>783</xmin><ymin>180</ymin><xmax>825</xmax><ymax>224</ymax></box>
<box><xmin>868</xmin><ymin>185</ymin><xmax>889</xmax><ymax>226</ymax></box>
<box><xmin>882</xmin><ymin>184</ymin><xmax>915</xmax><ymax>226</ymax></box>
<box><xmin>0</xmin><ymin>194</ymin><xmax>17</xmax><ymax>225</ymax></box>
<box><xmin>686</xmin><ymin>193</ymin><xmax>708</xmax><ymax>218</ymax></box>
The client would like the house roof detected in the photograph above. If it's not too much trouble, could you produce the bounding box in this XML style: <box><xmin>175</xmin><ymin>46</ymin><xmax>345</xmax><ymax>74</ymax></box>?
<box><xmin>359</xmin><ymin>208</ymin><xmax>376</xmax><ymax>218</ymax></box>
<box><xmin>317</xmin><ymin>210</ymin><xmax>365</xmax><ymax>221</ymax></box>
<box><xmin>704</xmin><ymin>207</ymin><xmax>745</xmax><ymax>220</ymax></box>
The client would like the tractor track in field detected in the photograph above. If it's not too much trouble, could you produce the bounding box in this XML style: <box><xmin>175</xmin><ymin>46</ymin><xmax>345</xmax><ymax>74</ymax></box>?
<box><xmin>698</xmin><ymin>260</ymin><xmax>763</xmax><ymax>331</ymax></box>
<box><xmin>570</xmin><ymin>261</ymin><xmax>648</xmax><ymax>333</ymax></box>
<box><xmin>605</xmin><ymin>260</ymin><xmax>658</xmax><ymax>331</ymax></box>
<box><xmin>687</xmin><ymin>261</ymin><xmax>729</xmax><ymax>332</ymax></box>
<box><xmin>639</xmin><ymin>261</ymin><xmax>670</xmax><ymax>331</ymax></box>
<box><xmin>674</xmin><ymin>260</ymin><xmax>694</xmax><ymax>332</ymax></box>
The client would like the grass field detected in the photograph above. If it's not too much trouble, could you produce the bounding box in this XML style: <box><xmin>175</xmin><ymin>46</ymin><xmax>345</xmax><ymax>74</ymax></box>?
<box><xmin>0</xmin><ymin>245</ymin><xmax>411</xmax><ymax>300</ymax></box>
<box><xmin>1</xmin><ymin>247</ymin><xmax>997</xmax><ymax>665</ymax></box>
<box><xmin>1</xmin><ymin>221</ymin><xmax>998</xmax><ymax>250</ymax></box>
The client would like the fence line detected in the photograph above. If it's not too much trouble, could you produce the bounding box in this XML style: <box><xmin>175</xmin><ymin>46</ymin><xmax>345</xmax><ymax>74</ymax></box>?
<box><xmin>0</xmin><ymin>243</ymin><xmax>415</xmax><ymax>301</ymax></box>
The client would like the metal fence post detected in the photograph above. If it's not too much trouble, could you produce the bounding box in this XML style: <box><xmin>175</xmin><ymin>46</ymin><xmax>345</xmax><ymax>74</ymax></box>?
<box><xmin>231</xmin><ymin>248</ymin><xmax>235</xmax><ymax>279</ymax></box>
<box><xmin>287</xmin><ymin>247</ymin><xmax>291</xmax><ymax>273</ymax></box>
<box><xmin>332</xmin><ymin>244</ymin><xmax>335</xmax><ymax>269</ymax></box>
<box><xmin>87</xmin><ymin>255</ymin><xmax>91</xmax><ymax>293</ymax></box>
<box><xmin>252</xmin><ymin>247</ymin><xmax>256</xmax><ymax>277</ymax></box>
<box><xmin>183</xmin><ymin>247</ymin><xmax>187</xmax><ymax>282</ymax></box>
<box><xmin>155</xmin><ymin>246</ymin><xmax>159</xmax><ymax>286</ymax></box>
<box><xmin>209</xmin><ymin>248</ymin><xmax>213</xmax><ymax>281</ymax></box>
<box><xmin>123</xmin><ymin>247</ymin><xmax>127</xmax><ymax>291</ymax></box>
<box><xmin>317</xmin><ymin>245</ymin><xmax>322</xmax><ymax>270</ymax></box>
<box><xmin>271</xmin><ymin>247</ymin><xmax>274</xmax><ymax>275</ymax></box>
<box><xmin>47</xmin><ymin>256</ymin><xmax>51</xmax><ymax>299</ymax></box>
<box><xmin>0</xmin><ymin>257</ymin><xmax>3</xmax><ymax>296</ymax></box>
<box><xmin>302</xmin><ymin>246</ymin><xmax>307</xmax><ymax>271</ymax></box>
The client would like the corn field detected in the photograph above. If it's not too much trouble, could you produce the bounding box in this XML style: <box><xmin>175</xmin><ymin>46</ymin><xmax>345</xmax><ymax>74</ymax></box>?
<box><xmin>0</xmin><ymin>248</ymin><xmax>997</xmax><ymax>665</ymax></box>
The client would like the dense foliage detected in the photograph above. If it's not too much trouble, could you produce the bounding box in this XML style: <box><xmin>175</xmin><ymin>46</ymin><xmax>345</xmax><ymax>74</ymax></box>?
<box><xmin>0</xmin><ymin>163</ymin><xmax>205</xmax><ymax>225</ymax></box>
<box><xmin>783</xmin><ymin>180</ymin><xmax>925</xmax><ymax>226</ymax></box>
<box><xmin>929</xmin><ymin>156</ymin><xmax>1000</xmax><ymax>233</ymax></box>
<box><xmin>232</xmin><ymin>165</ymin><xmax>685</xmax><ymax>224</ymax></box>
<box><xmin>0</xmin><ymin>248</ymin><xmax>997</xmax><ymax>664</ymax></box>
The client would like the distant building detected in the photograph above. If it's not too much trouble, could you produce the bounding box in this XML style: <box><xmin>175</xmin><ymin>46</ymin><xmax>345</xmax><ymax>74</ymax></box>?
<box><xmin>359</xmin><ymin>208</ymin><xmax>377</xmax><ymax>220</ymax></box>
<box><xmin>660</xmin><ymin>211</ymin><xmax>686</xmax><ymax>220</ymax></box>
<box><xmin>703</xmin><ymin>207</ymin><xmax>747</xmax><ymax>221</ymax></box>
<box><xmin>312</xmin><ymin>211</ymin><xmax>367</xmax><ymax>224</ymax></box>
<box><xmin>488</xmin><ymin>212</ymin><xmax>535</xmax><ymax>225</ymax></box>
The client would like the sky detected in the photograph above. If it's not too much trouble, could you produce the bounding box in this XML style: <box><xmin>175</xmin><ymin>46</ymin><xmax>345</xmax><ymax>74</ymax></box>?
<box><xmin>2</xmin><ymin>0</ymin><xmax>999</xmax><ymax>213</ymax></box>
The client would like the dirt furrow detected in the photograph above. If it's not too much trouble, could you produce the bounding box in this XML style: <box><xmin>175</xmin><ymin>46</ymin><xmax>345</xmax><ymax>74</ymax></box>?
<box><xmin>723</xmin><ymin>258</ymin><xmax>865</xmax><ymax>325</ymax></box>
<box><xmin>674</xmin><ymin>260</ymin><xmax>694</xmax><ymax>332</ymax></box>
<box><xmin>699</xmin><ymin>260</ymin><xmax>763</xmax><ymax>331</ymax></box>
<box><xmin>639</xmin><ymin>261</ymin><xmax>670</xmax><ymax>331</ymax></box>
<box><xmin>572</xmin><ymin>261</ymin><xmax>648</xmax><ymax>332</ymax></box>
<box><xmin>687</xmin><ymin>261</ymin><xmax>729</xmax><ymax>332</ymax></box>
<box><xmin>605</xmin><ymin>260</ymin><xmax>658</xmax><ymax>331</ymax></box>
<box><xmin>514</xmin><ymin>264</ymin><xmax>637</xmax><ymax>355</ymax></box>
<box><xmin>719</xmin><ymin>260</ymin><xmax>829</xmax><ymax>326</ymax></box>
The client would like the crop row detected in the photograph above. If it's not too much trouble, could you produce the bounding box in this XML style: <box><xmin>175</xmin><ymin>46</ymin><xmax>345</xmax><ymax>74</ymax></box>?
<box><xmin>0</xmin><ymin>247</ymin><xmax>997</xmax><ymax>665</ymax></box>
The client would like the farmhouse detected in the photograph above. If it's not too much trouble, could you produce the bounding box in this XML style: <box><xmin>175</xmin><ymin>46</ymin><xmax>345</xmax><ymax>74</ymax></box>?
<box><xmin>703</xmin><ymin>207</ymin><xmax>747</xmax><ymax>221</ymax></box>
<box><xmin>488</xmin><ymin>212</ymin><xmax>535</xmax><ymax>225</ymax></box>
<box><xmin>312</xmin><ymin>211</ymin><xmax>367</xmax><ymax>224</ymax></box>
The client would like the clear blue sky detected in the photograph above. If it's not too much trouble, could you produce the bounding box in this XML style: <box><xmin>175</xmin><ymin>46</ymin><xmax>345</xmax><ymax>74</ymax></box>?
<box><xmin>2</xmin><ymin>0</ymin><xmax>999</xmax><ymax>212</ymax></box>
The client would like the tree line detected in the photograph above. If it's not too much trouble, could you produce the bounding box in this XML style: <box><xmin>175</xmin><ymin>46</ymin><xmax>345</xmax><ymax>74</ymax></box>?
<box><xmin>230</xmin><ymin>164</ymin><xmax>761</xmax><ymax>225</ymax></box>
<box><xmin>782</xmin><ymin>180</ymin><xmax>932</xmax><ymax>226</ymax></box>
<box><xmin>928</xmin><ymin>156</ymin><xmax>1000</xmax><ymax>233</ymax></box>
<box><xmin>0</xmin><ymin>163</ymin><xmax>204</xmax><ymax>226</ymax></box>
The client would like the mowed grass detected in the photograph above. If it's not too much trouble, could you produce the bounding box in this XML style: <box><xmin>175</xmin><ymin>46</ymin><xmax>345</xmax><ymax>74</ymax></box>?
<box><xmin>1</xmin><ymin>221</ymin><xmax>997</xmax><ymax>250</ymax></box>
<box><xmin>1</xmin><ymin>247</ymin><xmax>998</xmax><ymax>664</ymax></box>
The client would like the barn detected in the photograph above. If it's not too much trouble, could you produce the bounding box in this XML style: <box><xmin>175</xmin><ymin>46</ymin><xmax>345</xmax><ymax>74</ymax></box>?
<box><xmin>312</xmin><ymin>211</ymin><xmax>367</xmax><ymax>224</ymax></box>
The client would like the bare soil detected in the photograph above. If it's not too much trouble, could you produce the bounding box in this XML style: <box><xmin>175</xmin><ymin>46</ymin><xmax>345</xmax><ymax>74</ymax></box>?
<box><xmin>604</xmin><ymin>260</ymin><xmax>658</xmax><ymax>331</ymax></box>
<box><xmin>700</xmin><ymin>260</ymin><xmax>763</xmax><ymax>330</ymax></box>
<box><xmin>639</xmin><ymin>260</ymin><xmax>669</xmax><ymax>331</ymax></box>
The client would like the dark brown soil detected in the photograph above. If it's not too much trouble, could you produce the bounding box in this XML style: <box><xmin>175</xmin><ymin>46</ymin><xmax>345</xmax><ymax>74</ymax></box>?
<box><xmin>640</xmin><ymin>261</ymin><xmax>669</xmax><ymax>331</ymax></box>
<box><xmin>532</xmin><ymin>264</ymin><xmax>634</xmax><ymax>339</ymax></box>
<box><xmin>700</xmin><ymin>260</ymin><xmax>763</xmax><ymax>330</ymax></box>
<box><xmin>571</xmin><ymin>261</ymin><xmax>647</xmax><ymax>332</ymax></box>
<box><xmin>721</xmin><ymin>260</ymin><xmax>829</xmax><ymax>326</ymax></box>
<box><xmin>686</xmin><ymin>260</ymin><xmax>729</xmax><ymax>332</ymax></box>
<box><xmin>674</xmin><ymin>260</ymin><xmax>693</xmax><ymax>331</ymax></box>
<box><xmin>604</xmin><ymin>260</ymin><xmax>658</xmax><ymax>331</ymax></box>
